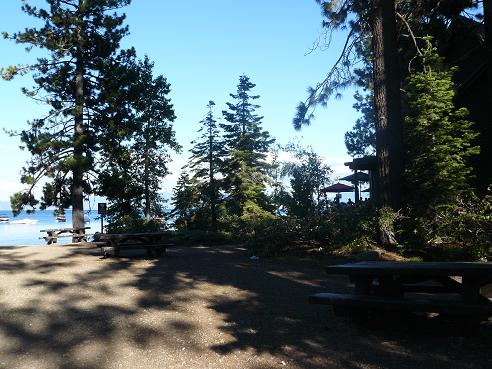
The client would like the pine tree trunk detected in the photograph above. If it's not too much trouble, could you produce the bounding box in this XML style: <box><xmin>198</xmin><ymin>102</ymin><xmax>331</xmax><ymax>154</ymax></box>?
<box><xmin>371</xmin><ymin>0</ymin><xmax>403</xmax><ymax>211</ymax></box>
<box><xmin>209</xmin><ymin>129</ymin><xmax>217</xmax><ymax>232</ymax></box>
<box><xmin>483</xmin><ymin>0</ymin><xmax>492</xmax><ymax>192</ymax></box>
<box><xmin>144</xmin><ymin>129</ymin><xmax>151</xmax><ymax>222</ymax></box>
<box><xmin>72</xmin><ymin>6</ymin><xmax>85</xmax><ymax>237</ymax></box>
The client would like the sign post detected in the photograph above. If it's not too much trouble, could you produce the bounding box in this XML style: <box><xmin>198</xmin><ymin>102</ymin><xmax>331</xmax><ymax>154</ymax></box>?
<box><xmin>97</xmin><ymin>203</ymin><xmax>107</xmax><ymax>233</ymax></box>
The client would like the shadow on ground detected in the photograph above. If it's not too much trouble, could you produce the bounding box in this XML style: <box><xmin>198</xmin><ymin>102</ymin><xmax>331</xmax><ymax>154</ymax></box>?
<box><xmin>0</xmin><ymin>244</ymin><xmax>490</xmax><ymax>369</ymax></box>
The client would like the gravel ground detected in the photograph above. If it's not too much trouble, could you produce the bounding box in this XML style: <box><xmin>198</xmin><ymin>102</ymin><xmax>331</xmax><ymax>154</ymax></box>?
<box><xmin>0</xmin><ymin>244</ymin><xmax>491</xmax><ymax>369</ymax></box>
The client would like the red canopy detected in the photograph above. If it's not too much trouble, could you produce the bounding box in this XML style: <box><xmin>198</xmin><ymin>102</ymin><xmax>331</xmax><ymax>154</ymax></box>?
<box><xmin>320</xmin><ymin>182</ymin><xmax>354</xmax><ymax>193</ymax></box>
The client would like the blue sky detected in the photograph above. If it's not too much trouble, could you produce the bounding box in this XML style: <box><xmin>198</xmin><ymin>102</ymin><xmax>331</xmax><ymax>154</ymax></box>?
<box><xmin>0</xmin><ymin>0</ymin><xmax>360</xmax><ymax>207</ymax></box>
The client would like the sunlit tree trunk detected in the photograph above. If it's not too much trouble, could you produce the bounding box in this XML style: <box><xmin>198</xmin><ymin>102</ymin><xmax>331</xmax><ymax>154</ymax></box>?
<box><xmin>72</xmin><ymin>3</ymin><xmax>86</xmax><ymax>236</ymax></box>
<box><xmin>209</xmin><ymin>129</ymin><xmax>217</xmax><ymax>232</ymax></box>
<box><xmin>144</xmin><ymin>129</ymin><xmax>151</xmax><ymax>222</ymax></box>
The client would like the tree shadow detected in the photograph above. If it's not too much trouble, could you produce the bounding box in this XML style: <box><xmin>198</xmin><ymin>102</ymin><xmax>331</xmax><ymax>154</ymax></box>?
<box><xmin>0</xmin><ymin>244</ymin><xmax>490</xmax><ymax>368</ymax></box>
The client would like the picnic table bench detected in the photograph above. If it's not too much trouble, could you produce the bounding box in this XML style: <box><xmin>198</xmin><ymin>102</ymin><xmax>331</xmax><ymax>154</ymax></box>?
<box><xmin>95</xmin><ymin>232</ymin><xmax>174</xmax><ymax>257</ymax></box>
<box><xmin>310</xmin><ymin>261</ymin><xmax>492</xmax><ymax>332</ymax></box>
<box><xmin>40</xmin><ymin>227</ymin><xmax>91</xmax><ymax>245</ymax></box>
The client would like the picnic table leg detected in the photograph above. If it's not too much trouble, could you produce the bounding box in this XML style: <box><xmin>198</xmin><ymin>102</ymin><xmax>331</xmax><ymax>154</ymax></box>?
<box><xmin>352</xmin><ymin>275</ymin><xmax>374</xmax><ymax>295</ymax></box>
<box><xmin>72</xmin><ymin>229</ymin><xmax>85</xmax><ymax>243</ymax></box>
<box><xmin>377</xmin><ymin>276</ymin><xmax>403</xmax><ymax>297</ymax></box>
<box><xmin>461</xmin><ymin>276</ymin><xmax>482</xmax><ymax>304</ymax></box>
<box><xmin>458</xmin><ymin>276</ymin><xmax>484</xmax><ymax>335</ymax></box>
<box><xmin>334</xmin><ymin>275</ymin><xmax>373</xmax><ymax>319</ymax></box>
<box><xmin>48</xmin><ymin>231</ymin><xmax>58</xmax><ymax>245</ymax></box>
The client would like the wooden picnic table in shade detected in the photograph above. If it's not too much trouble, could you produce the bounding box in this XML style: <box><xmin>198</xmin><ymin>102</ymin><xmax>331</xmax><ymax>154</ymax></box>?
<box><xmin>40</xmin><ymin>227</ymin><xmax>90</xmax><ymax>245</ymax></box>
<box><xmin>95</xmin><ymin>232</ymin><xmax>174</xmax><ymax>257</ymax></box>
<box><xmin>309</xmin><ymin>261</ymin><xmax>492</xmax><ymax>333</ymax></box>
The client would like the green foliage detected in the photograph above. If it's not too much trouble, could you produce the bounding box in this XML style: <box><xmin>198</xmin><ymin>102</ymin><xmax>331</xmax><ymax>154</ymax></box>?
<box><xmin>403</xmin><ymin>192</ymin><xmax>492</xmax><ymax>261</ymax></box>
<box><xmin>170</xmin><ymin>172</ymin><xmax>203</xmax><ymax>231</ymax></box>
<box><xmin>2</xmin><ymin>0</ymin><xmax>134</xmax><ymax>219</ymax></box>
<box><xmin>98</xmin><ymin>56</ymin><xmax>179</xmax><ymax>226</ymax></box>
<box><xmin>187</xmin><ymin>101</ymin><xmax>222</xmax><ymax>231</ymax></box>
<box><xmin>246</xmin><ymin>216</ymin><xmax>304</xmax><ymax>256</ymax></box>
<box><xmin>321</xmin><ymin>204</ymin><xmax>377</xmax><ymax>249</ymax></box>
<box><xmin>345</xmin><ymin>91</ymin><xmax>376</xmax><ymax>157</ymax></box>
<box><xmin>281</xmin><ymin>142</ymin><xmax>332</xmax><ymax>217</ymax></box>
<box><xmin>105</xmin><ymin>215</ymin><xmax>163</xmax><ymax>234</ymax></box>
<box><xmin>247</xmin><ymin>203</ymin><xmax>378</xmax><ymax>256</ymax></box>
<box><xmin>167</xmin><ymin>230</ymin><xmax>232</xmax><ymax>246</ymax></box>
<box><xmin>220</xmin><ymin>75</ymin><xmax>274</xmax><ymax>217</ymax></box>
<box><xmin>297</xmin><ymin>0</ymin><xmax>480</xmax><ymax>129</ymax></box>
<box><xmin>404</xmin><ymin>40</ymin><xmax>479</xmax><ymax>216</ymax></box>
<box><xmin>219</xmin><ymin>201</ymin><xmax>274</xmax><ymax>237</ymax></box>
<box><xmin>377</xmin><ymin>206</ymin><xmax>399</xmax><ymax>247</ymax></box>
<box><xmin>10</xmin><ymin>192</ymin><xmax>38</xmax><ymax>216</ymax></box>
<box><xmin>397</xmin><ymin>39</ymin><xmax>485</xmax><ymax>259</ymax></box>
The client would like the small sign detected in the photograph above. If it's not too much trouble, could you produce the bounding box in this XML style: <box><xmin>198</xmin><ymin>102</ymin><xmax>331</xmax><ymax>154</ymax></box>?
<box><xmin>98</xmin><ymin>203</ymin><xmax>107</xmax><ymax>215</ymax></box>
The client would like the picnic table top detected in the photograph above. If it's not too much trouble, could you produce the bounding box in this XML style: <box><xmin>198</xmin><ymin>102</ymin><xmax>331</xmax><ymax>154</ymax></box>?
<box><xmin>40</xmin><ymin>227</ymin><xmax>90</xmax><ymax>233</ymax></box>
<box><xmin>97</xmin><ymin>232</ymin><xmax>168</xmax><ymax>239</ymax></box>
<box><xmin>325</xmin><ymin>261</ymin><xmax>492</xmax><ymax>277</ymax></box>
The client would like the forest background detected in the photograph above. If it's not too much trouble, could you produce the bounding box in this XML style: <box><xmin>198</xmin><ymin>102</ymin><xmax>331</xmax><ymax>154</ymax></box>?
<box><xmin>1</xmin><ymin>0</ymin><xmax>490</xmax><ymax>261</ymax></box>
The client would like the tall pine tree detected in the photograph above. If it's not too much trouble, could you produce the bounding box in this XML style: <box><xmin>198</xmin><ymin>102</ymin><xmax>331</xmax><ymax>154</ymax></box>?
<box><xmin>98</xmin><ymin>56</ymin><xmax>179</xmax><ymax>226</ymax></box>
<box><xmin>188</xmin><ymin>101</ymin><xmax>222</xmax><ymax>231</ymax></box>
<box><xmin>2</xmin><ymin>0</ymin><xmax>133</xmax><ymax>231</ymax></box>
<box><xmin>404</xmin><ymin>40</ymin><xmax>479</xmax><ymax>216</ymax></box>
<box><xmin>220</xmin><ymin>75</ymin><xmax>274</xmax><ymax>218</ymax></box>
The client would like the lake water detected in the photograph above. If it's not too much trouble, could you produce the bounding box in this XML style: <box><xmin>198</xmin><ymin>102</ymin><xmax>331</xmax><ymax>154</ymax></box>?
<box><xmin>0</xmin><ymin>210</ymin><xmax>105</xmax><ymax>246</ymax></box>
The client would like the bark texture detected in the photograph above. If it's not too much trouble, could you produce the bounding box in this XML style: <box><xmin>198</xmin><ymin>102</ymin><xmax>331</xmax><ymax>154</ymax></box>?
<box><xmin>371</xmin><ymin>0</ymin><xmax>404</xmax><ymax>211</ymax></box>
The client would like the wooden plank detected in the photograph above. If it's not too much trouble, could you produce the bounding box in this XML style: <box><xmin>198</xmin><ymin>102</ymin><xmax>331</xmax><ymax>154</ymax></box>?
<box><xmin>40</xmin><ymin>227</ymin><xmax>90</xmax><ymax>232</ymax></box>
<box><xmin>39</xmin><ymin>234</ymin><xmax>93</xmax><ymax>240</ymax></box>
<box><xmin>112</xmin><ymin>243</ymin><xmax>173</xmax><ymax>249</ymax></box>
<box><xmin>97</xmin><ymin>232</ymin><xmax>167</xmax><ymax>240</ymax></box>
<box><xmin>325</xmin><ymin>262</ymin><xmax>492</xmax><ymax>278</ymax></box>
<box><xmin>401</xmin><ymin>284</ymin><xmax>459</xmax><ymax>293</ymax></box>
<box><xmin>309</xmin><ymin>292</ymin><xmax>492</xmax><ymax>316</ymax></box>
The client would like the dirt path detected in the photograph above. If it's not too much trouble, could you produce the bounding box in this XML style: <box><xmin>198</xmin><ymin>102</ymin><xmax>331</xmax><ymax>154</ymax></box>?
<box><xmin>0</xmin><ymin>244</ymin><xmax>490</xmax><ymax>369</ymax></box>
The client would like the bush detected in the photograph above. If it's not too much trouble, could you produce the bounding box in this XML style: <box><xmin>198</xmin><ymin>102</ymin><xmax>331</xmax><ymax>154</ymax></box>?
<box><xmin>432</xmin><ymin>192</ymin><xmax>492</xmax><ymax>260</ymax></box>
<box><xmin>106</xmin><ymin>215</ymin><xmax>164</xmax><ymax>233</ymax></box>
<box><xmin>398</xmin><ymin>191</ymin><xmax>492</xmax><ymax>261</ymax></box>
<box><xmin>245</xmin><ymin>203</ymin><xmax>379</xmax><ymax>256</ymax></box>
<box><xmin>166</xmin><ymin>230</ymin><xmax>232</xmax><ymax>245</ymax></box>
<box><xmin>247</xmin><ymin>216</ymin><xmax>304</xmax><ymax>255</ymax></box>
<box><xmin>320</xmin><ymin>203</ymin><xmax>377</xmax><ymax>250</ymax></box>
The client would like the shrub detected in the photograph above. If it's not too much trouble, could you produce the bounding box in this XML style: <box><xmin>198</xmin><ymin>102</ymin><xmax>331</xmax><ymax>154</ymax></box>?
<box><xmin>247</xmin><ymin>216</ymin><xmax>304</xmax><ymax>255</ymax></box>
<box><xmin>432</xmin><ymin>192</ymin><xmax>492</xmax><ymax>260</ymax></box>
<box><xmin>106</xmin><ymin>215</ymin><xmax>164</xmax><ymax>233</ymax></box>
<box><xmin>399</xmin><ymin>191</ymin><xmax>492</xmax><ymax>261</ymax></box>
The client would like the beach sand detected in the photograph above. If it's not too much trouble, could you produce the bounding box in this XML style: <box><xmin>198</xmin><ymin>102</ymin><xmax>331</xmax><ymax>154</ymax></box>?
<box><xmin>0</xmin><ymin>244</ymin><xmax>490</xmax><ymax>369</ymax></box>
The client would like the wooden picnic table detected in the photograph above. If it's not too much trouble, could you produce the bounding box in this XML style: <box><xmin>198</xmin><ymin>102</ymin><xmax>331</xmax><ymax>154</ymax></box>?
<box><xmin>40</xmin><ymin>227</ymin><xmax>90</xmax><ymax>245</ymax></box>
<box><xmin>95</xmin><ymin>232</ymin><xmax>173</xmax><ymax>257</ymax></box>
<box><xmin>309</xmin><ymin>261</ymin><xmax>492</xmax><ymax>332</ymax></box>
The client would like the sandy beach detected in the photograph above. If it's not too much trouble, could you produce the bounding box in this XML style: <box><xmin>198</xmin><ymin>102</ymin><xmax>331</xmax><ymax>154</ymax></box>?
<box><xmin>0</xmin><ymin>244</ymin><xmax>491</xmax><ymax>369</ymax></box>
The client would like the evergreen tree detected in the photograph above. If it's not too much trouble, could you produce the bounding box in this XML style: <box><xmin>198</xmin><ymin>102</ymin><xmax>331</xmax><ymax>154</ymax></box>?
<box><xmin>170</xmin><ymin>172</ymin><xmax>202</xmax><ymax>231</ymax></box>
<box><xmin>404</xmin><ymin>40</ymin><xmax>479</xmax><ymax>216</ymax></box>
<box><xmin>188</xmin><ymin>101</ymin><xmax>222</xmax><ymax>231</ymax></box>
<box><xmin>220</xmin><ymin>75</ymin><xmax>275</xmax><ymax>217</ymax></box>
<box><xmin>282</xmin><ymin>143</ymin><xmax>332</xmax><ymax>217</ymax></box>
<box><xmin>2</xmin><ymin>0</ymin><xmax>133</xmax><ymax>231</ymax></box>
<box><xmin>98</xmin><ymin>56</ymin><xmax>179</xmax><ymax>225</ymax></box>
<box><xmin>296</xmin><ymin>0</ymin><xmax>481</xmax><ymax>211</ymax></box>
<box><xmin>267</xmin><ymin>144</ymin><xmax>288</xmax><ymax>211</ymax></box>
<box><xmin>345</xmin><ymin>91</ymin><xmax>376</xmax><ymax>157</ymax></box>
